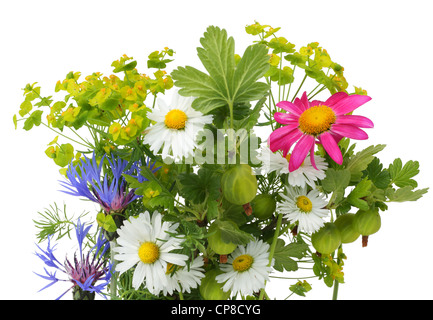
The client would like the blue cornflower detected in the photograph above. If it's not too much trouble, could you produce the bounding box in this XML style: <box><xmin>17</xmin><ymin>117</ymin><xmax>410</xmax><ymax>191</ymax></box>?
<box><xmin>60</xmin><ymin>153</ymin><xmax>160</xmax><ymax>213</ymax></box>
<box><xmin>34</xmin><ymin>220</ymin><xmax>112</xmax><ymax>300</ymax></box>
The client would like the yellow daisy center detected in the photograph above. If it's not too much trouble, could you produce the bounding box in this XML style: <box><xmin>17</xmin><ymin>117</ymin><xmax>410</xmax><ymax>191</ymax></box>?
<box><xmin>296</xmin><ymin>196</ymin><xmax>313</xmax><ymax>213</ymax></box>
<box><xmin>166</xmin><ymin>263</ymin><xmax>177</xmax><ymax>275</ymax></box>
<box><xmin>232</xmin><ymin>254</ymin><xmax>254</xmax><ymax>272</ymax></box>
<box><xmin>298</xmin><ymin>105</ymin><xmax>336</xmax><ymax>136</ymax></box>
<box><xmin>164</xmin><ymin>109</ymin><xmax>188</xmax><ymax>130</ymax></box>
<box><xmin>138</xmin><ymin>242</ymin><xmax>160</xmax><ymax>264</ymax></box>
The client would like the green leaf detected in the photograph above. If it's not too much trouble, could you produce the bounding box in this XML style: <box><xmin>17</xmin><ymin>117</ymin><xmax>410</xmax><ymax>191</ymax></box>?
<box><xmin>273</xmin><ymin>239</ymin><xmax>309</xmax><ymax>272</ymax></box>
<box><xmin>96</xmin><ymin>212</ymin><xmax>117</xmax><ymax>233</ymax></box>
<box><xmin>34</xmin><ymin>96</ymin><xmax>53</xmax><ymax>107</ymax></box>
<box><xmin>347</xmin><ymin>178</ymin><xmax>372</xmax><ymax>210</ymax></box>
<box><xmin>53</xmin><ymin>143</ymin><xmax>74</xmax><ymax>167</ymax></box>
<box><xmin>289</xmin><ymin>280</ymin><xmax>312</xmax><ymax>297</ymax></box>
<box><xmin>231</xmin><ymin>43</ymin><xmax>270</xmax><ymax>102</ymax></box>
<box><xmin>172</xmin><ymin>66</ymin><xmax>227</xmax><ymax>114</ymax></box>
<box><xmin>197</xmin><ymin>26</ymin><xmax>235</xmax><ymax>98</ymax></box>
<box><xmin>214</xmin><ymin>219</ymin><xmax>253</xmax><ymax>245</ymax></box>
<box><xmin>321</xmin><ymin>168</ymin><xmax>351</xmax><ymax>193</ymax></box>
<box><xmin>100</xmin><ymin>91</ymin><xmax>121</xmax><ymax>111</ymax></box>
<box><xmin>234</xmin><ymin>95</ymin><xmax>267</xmax><ymax>131</ymax></box>
<box><xmin>19</xmin><ymin>100</ymin><xmax>32</xmax><ymax>117</ymax></box>
<box><xmin>113</xmin><ymin>60</ymin><xmax>137</xmax><ymax>73</ymax></box>
<box><xmin>13</xmin><ymin>114</ymin><xmax>17</xmax><ymax>130</ymax></box>
<box><xmin>172</xmin><ymin>26</ymin><xmax>269</xmax><ymax>114</ymax></box>
<box><xmin>345</xmin><ymin>144</ymin><xmax>386</xmax><ymax>183</ymax></box>
<box><xmin>23</xmin><ymin>110</ymin><xmax>43</xmax><ymax>131</ymax></box>
<box><xmin>388</xmin><ymin>158</ymin><xmax>420</xmax><ymax>188</ymax></box>
<box><xmin>363</xmin><ymin>157</ymin><xmax>391</xmax><ymax>189</ymax></box>
<box><xmin>178</xmin><ymin>167</ymin><xmax>221</xmax><ymax>204</ymax></box>
<box><xmin>386</xmin><ymin>186</ymin><xmax>428</xmax><ymax>202</ymax></box>
<box><xmin>267</xmin><ymin>37</ymin><xmax>295</xmax><ymax>54</ymax></box>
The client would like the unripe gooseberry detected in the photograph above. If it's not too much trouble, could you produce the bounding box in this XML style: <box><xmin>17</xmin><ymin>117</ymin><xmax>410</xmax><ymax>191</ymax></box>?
<box><xmin>353</xmin><ymin>208</ymin><xmax>381</xmax><ymax>247</ymax></box>
<box><xmin>221</xmin><ymin>164</ymin><xmax>257</xmax><ymax>206</ymax></box>
<box><xmin>334</xmin><ymin>213</ymin><xmax>360</xmax><ymax>244</ymax></box>
<box><xmin>311</xmin><ymin>222</ymin><xmax>342</xmax><ymax>255</ymax></box>
<box><xmin>251</xmin><ymin>194</ymin><xmax>276</xmax><ymax>220</ymax></box>
<box><xmin>199</xmin><ymin>269</ymin><xmax>231</xmax><ymax>300</ymax></box>
<box><xmin>207</xmin><ymin>221</ymin><xmax>237</xmax><ymax>255</ymax></box>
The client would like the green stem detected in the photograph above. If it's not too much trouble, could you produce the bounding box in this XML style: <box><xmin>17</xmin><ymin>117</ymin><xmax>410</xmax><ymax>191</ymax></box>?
<box><xmin>178</xmin><ymin>289</ymin><xmax>184</xmax><ymax>300</ymax></box>
<box><xmin>40</xmin><ymin>122</ymin><xmax>91</xmax><ymax>148</ymax></box>
<box><xmin>259</xmin><ymin>213</ymin><xmax>283</xmax><ymax>300</ymax></box>
<box><xmin>332</xmin><ymin>280</ymin><xmax>339</xmax><ymax>300</ymax></box>
<box><xmin>228</xmin><ymin>100</ymin><xmax>234</xmax><ymax>129</ymax></box>
<box><xmin>110</xmin><ymin>240</ymin><xmax>118</xmax><ymax>300</ymax></box>
<box><xmin>285</xmin><ymin>65</ymin><xmax>296</xmax><ymax>101</ymax></box>
<box><xmin>291</xmin><ymin>74</ymin><xmax>307</xmax><ymax>102</ymax></box>
<box><xmin>332</xmin><ymin>244</ymin><xmax>342</xmax><ymax>300</ymax></box>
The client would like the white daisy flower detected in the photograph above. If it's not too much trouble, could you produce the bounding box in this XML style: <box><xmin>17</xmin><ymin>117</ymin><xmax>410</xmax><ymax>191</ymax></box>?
<box><xmin>257</xmin><ymin>143</ymin><xmax>327</xmax><ymax>188</ymax></box>
<box><xmin>277</xmin><ymin>186</ymin><xmax>329</xmax><ymax>233</ymax></box>
<box><xmin>215</xmin><ymin>239</ymin><xmax>272</xmax><ymax>296</ymax></box>
<box><xmin>163</xmin><ymin>256</ymin><xmax>205</xmax><ymax>296</ymax></box>
<box><xmin>113</xmin><ymin>211</ymin><xmax>188</xmax><ymax>294</ymax></box>
<box><xmin>143</xmin><ymin>91</ymin><xmax>213</xmax><ymax>161</ymax></box>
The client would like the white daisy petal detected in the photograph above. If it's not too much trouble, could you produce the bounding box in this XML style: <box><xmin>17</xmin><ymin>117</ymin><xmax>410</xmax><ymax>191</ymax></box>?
<box><xmin>277</xmin><ymin>185</ymin><xmax>330</xmax><ymax>233</ymax></box>
<box><xmin>257</xmin><ymin>143</ymin><xmax>328</xmax><ymax>188</ymax></box>
<box><xmin>143</xmin><ymin>91</ymin><xmax>213</xmax><ymax>161</ymax></box>
<box><xmin>216</xmin><ymin>239</ymin><xmax>272</xmax><ymax>296</ymax></box>
<box><xmin>113</xmin><ymin>211</ymin><xmax>188</xmax><ymax>295</ymax></box>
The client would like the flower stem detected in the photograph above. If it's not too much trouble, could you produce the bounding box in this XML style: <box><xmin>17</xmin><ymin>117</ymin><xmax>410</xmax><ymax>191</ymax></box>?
<box><xmin>110</xmin><ymin>240</ymin><xmax>118</xmax><ymax>300</ymax></box>
<box><xmin>259</xmin><ymin>213</ymin><xmax>283</xmax><ymax>300</ymax></box>
<box><xmin>332</xmin><ymin>244</ymin><xmax>343</xmax><ymax>300</ymax></box>
<box><xmin>291</xmin><ymin>74</ymin><xmax>307</xmax><ymax>103</ymax></box>
<box><xmin>332</xmin><ymin>280</ymin><xmax>339</xmax><ymax>300</ymax></box>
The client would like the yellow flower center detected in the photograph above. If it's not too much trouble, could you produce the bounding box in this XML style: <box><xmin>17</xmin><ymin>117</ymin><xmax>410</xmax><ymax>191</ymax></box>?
<box><xmin>298</xmin><ymin>105</ymin><xmax>336</xmax><ymax>136</ymax></box>
<box><xmin>296</xmin><ymin>196</ymin><xmax>313</xmax><ymax>213</ymax></box>
<box><xmin>138</xmin><ymin>242</ymin><xmax>160</xmax><ymax>264</ymax></box>
<box><xmin>166</xmin><ymin>263</ymin><xmax>177</xmax><ymax>275</ymax></box>
<box><xmin>232</xmin><ymin>254</ymin><xmax>254</xmax><ymax>272</ymax></box>
<box><xmin>164</xmin><ymin>109</ymin><xmax>188</xmax><ymax>130</ymax></box>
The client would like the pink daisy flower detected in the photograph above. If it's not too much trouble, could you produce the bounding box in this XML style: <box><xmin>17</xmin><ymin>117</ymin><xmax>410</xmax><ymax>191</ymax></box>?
<box><xmin>269</xmin><ymin>91</ymin><xmax>373</xmax><ymax>172</ymax></box>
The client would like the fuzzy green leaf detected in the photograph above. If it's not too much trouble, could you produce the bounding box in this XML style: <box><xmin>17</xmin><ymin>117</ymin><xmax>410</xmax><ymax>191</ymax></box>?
<box><xmin>321</xmin><ymin>168</ymin><xmax>351</xmax><ymax>193</ymax></box>
<box><xmin>346</xmin><ymin>144</ymin><xmax>386</xmax><ymax>183</ymax></box>
<box><xmin>273</xmin><ymin>239</ymin><xmax>309</xmax><ymax>272</ymax></box>
<box><xmin>347</xmin><ymin>178</ymin><xmax>372</xmax><ymax>210</ymax></box>
<box><xmin>388</xmin><ymin>158</ymin><xmax>420</xmax><ymax>188</ymax></box>
<box><xmin>172</xmin><ymin>26</ymin><xmax>269</xmax><ymax>114</ymax></box>
<box><xmin>178</xmin><ymin>167</ymin><xmax>221</xmax><ymax>204</ymax></box>
<box><xmin>386</xmin><ymin>186</ymin><xmax>428</xmax><ymax>202</ymax></box>
<box><xmin>214</xmin><ymin>219</ymin><xmax>253</xmax><ymax>245</ymax></box>
<box><xmin>363</xmin><ymin>157</ymin><xmax>391</xmax><ymax>189</ymax></box>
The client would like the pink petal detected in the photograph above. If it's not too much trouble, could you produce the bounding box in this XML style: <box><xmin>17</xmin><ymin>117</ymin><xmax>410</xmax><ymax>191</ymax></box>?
<box><xmin>335</xmin><ymin>114</ymin><xmax>374</xmax><ymax>128</ymax></box>
<box><xmin>325</xmin><ymin>92</ymin><xmax>348</xmax><ymax>106</ymax></box>
<box><xmin>331</xmin><ymin>95</ymin><xmax>372</xmax><ymax>115</ymax></box>
<box><xmin>309</xmin><ymin>100</ymin><xmax>323</xmax><ymax>107</ymax></box>
<box><xmin>276</xmin><ymin>101</ymin><xmax>303</xmax><ymax>116</ymax></box>
<box><xmin>269</xmin><ymin>127</ymin><xmax>302</xmax><ymax>156</ymax></box>
<box><xmin>309</xmin><ymin>145</ymin><xmax>318</xmax><ymax>170</ymax></box>
<box><xmin>289</xmin><ymin>134</ymin><xmax>315</xmax><ymax>172</ymax></box>
<box><xmin>331</xmin><ymin>124</ymin><xmax>369</xmax><ymax>140</ymax></box>
<box><xmin>274</xmin><ymin>112</ymin><xmax>299</xmax><ymax>125</ymax></box>
<box><xmin>300</xmin><ymin>92</ymin><xmax>309</xmax><ymax>110</ymax></box>
<box><xmin>319</xmin><ymin>132</ymin><xmax>343</xmax><ymax>165</ymax></box>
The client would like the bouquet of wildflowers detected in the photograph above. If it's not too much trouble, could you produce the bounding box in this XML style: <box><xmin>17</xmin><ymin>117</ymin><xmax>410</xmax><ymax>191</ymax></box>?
<box><xmin>15</xmin><ymin>22</ymin><xmax>428</xmax><ymax>300</ymax></box>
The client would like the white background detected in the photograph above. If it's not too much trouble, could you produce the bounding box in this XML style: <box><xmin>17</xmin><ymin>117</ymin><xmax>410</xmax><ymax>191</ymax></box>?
<box><xmin>1</xmin><ymin>0</ymin><xmax>432</xmax><ymax>300</ymax></box>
